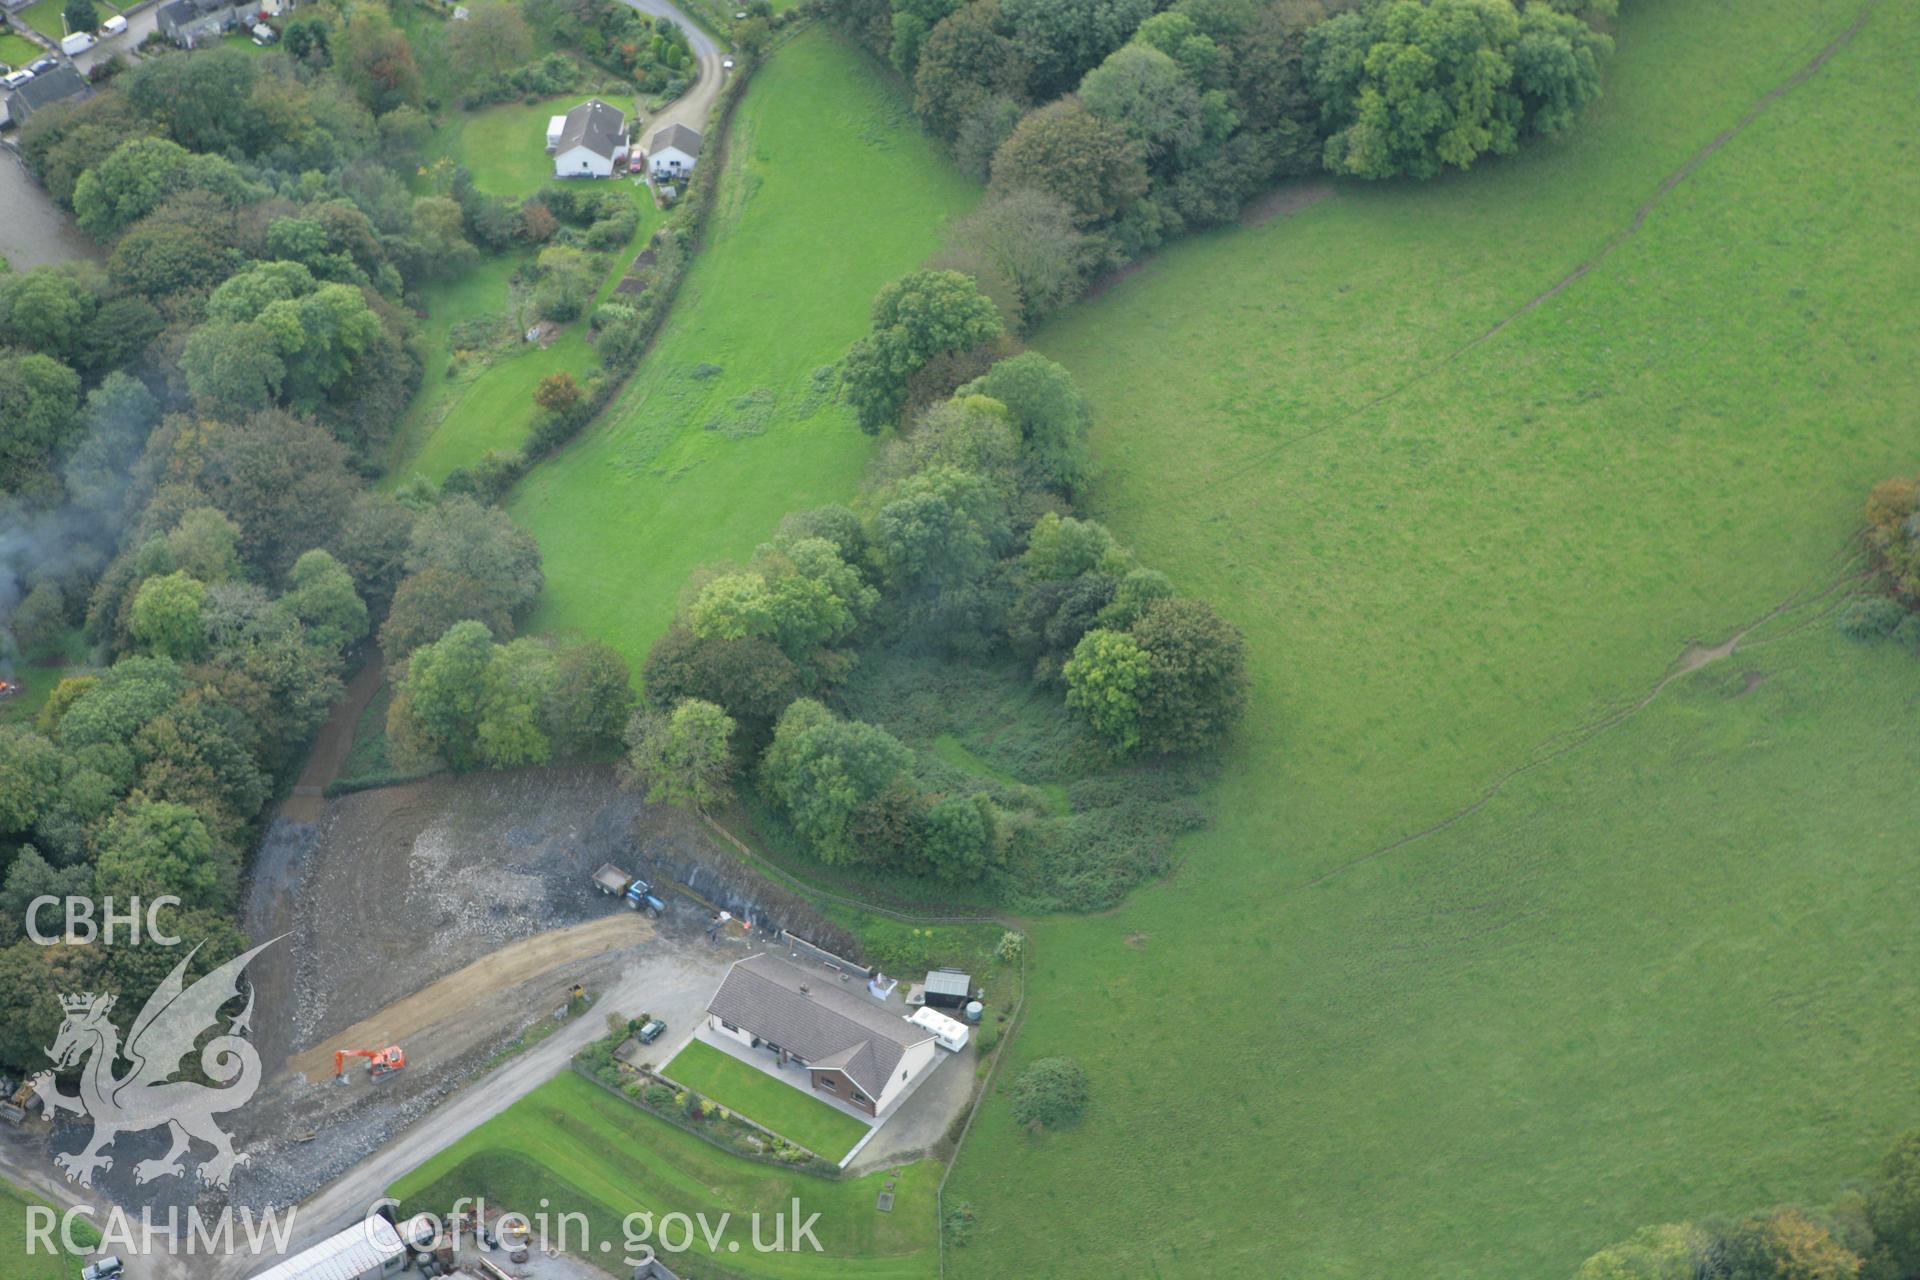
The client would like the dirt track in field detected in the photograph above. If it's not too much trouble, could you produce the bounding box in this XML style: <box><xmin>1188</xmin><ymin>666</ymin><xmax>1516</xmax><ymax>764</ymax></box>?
<box><xmin>277</xmin><ymin>658</ymin><xmax>382</xmax><ymax>823</ymax></box>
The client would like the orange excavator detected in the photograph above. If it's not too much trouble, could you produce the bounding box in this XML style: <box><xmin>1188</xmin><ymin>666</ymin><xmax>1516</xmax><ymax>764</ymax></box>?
<box><xmin>333</xmin><ymin>1045</ymin><xmax>406</xmax><ymax>1085</ymax></box>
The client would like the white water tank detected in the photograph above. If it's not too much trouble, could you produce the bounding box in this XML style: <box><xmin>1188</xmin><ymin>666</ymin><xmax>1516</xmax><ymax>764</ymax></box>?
<box><xmin>965</xmin><ymin>1000</ymin><xmax>983</xmax><ymax>1023</ymax></box>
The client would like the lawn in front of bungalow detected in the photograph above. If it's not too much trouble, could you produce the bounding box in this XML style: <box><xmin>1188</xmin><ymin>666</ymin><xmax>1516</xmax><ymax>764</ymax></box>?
<box><xmin>14</xmin><ymin>1</ymin><xmax>68</xmax><ymax>42</ymax></box>
<box><xmin>390</xmin><ymin>1072</ymin><xmax>937</xmax><ymax>1279</ymax></box>
<box><xmin>663</xmin><ymin>1038</ymin><xmax>871</xmax><ymax>1162</ymax></box>
<box><xmin>0</xmin><ymin>31</ymin><xmax>42</xmax><ymax>67</ymax></box>
<box><xmin>429</xmin><ymin>93</ymin><xmax>648</xmax><ymax>200</ymax></box>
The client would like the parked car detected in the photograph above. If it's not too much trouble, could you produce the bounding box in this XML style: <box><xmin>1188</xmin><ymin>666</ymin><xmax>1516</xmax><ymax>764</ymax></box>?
<box><xmin>637</xmin><ymin>1018</ymin><xmax>667</xmax><ymax>1045</ymax></box>
<box><xmin>722</xmin><ymin>57</ymin><xmax>735</xmax><ymax>71</ymax></box>
<box><xmin>102</xmin><ymin>14</ymin><xmax>127</xmax><ymax>35</ymax></box>
<box><xmin>81</xmin><ymin>1259</ymin><xmax>124</xmax><ymax>1280</ymax></box>
<box><xmin>1</xmin><ymin>69</ymin><xmax>33</xmax><ymax>90</ymax></box>
<box><xmin>29</xmin><ymin>57</ymin><xmax>58</xmax><ymax>75</ymax></box>
<box><xmin>630</xmin><ymin>150</ymin><xmax>645</xmax><ymax>173</ymax></box>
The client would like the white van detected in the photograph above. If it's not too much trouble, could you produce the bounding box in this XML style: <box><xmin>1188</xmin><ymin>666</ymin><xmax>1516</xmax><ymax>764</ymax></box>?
<box><xmin>102</xmin><ymin>14</ymin><xmax>127</xmax><ymax>35</ymax></box>
<box><xmin>60</xmin><ymin>31</ymin><xmax>96</xmax><ymax>55</ymax></box>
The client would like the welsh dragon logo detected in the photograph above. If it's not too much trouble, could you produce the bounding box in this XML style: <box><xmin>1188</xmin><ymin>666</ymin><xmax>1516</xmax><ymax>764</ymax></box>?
<box><xmin>34</xmin><ymin>938</ymin><xmax>278</xmax><ymax>1190</ymax></box>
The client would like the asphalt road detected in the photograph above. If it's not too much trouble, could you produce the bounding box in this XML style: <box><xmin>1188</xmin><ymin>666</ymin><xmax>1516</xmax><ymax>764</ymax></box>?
<box><xmin>196</xmin><ymin>935</ymin><xmax>749</xmax><ymax>1280</ymax></box>
<box><xmin>621</xmin><ymin>0</ymin><xmax>728</xmax><ymax>147</ymax></box>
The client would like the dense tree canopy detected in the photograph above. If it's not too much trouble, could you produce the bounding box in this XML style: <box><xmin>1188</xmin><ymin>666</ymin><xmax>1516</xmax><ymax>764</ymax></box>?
<box><xmin>843</xmin><ymin>270</ymin><xmax>1005</xmax><ymax>433</ymax></box>
<box><xmin>1307</xmin><ymin>0</ymin><xmax>1611</xmax><ymax>179</ymax></box>
<box><xmin>761</xmin><ymin>699</ymin><xmax>915</xmax><ymax>865</ymax></box>
<box><xmin>71</xmin><ymin>137</ymin><xmax>257</xmax><ymax>239</ymax></box>
<box><xmin>387</xmin><ymin>623</ymin><xmax>630</xmax><ymax>773</ymax></box>
<box><xmin>624</xmin><ymin>698</ymin><xmax>737</xmax><ymax>811</ymax></box>
<box><xmin>0</xmin><ymin>0</ymin><xmax>562</xmax><ymax>1081</ymax></box>
<box><xmin>989</xmin><ymin>99</ymin><xmax>1151</xmax><ymax>226</ymax></box>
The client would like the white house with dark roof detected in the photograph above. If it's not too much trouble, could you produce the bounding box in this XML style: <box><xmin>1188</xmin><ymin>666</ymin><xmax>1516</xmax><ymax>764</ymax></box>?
<box><xmin>646</xmin><ymin>122</ymin><xmax>702</xmax><ymax>183</ymax></box>
<box><xmin>552</xmin><ymin>98</ymin><xmax>628</xmax><ymax>179</ymax></box>
<box><xmin>157</xmin><ymin>0</ymin><xmax>245</xmax><ymax>46</ymax></box>
<box><xmin>705</xmin><ymin>953</ymin><xmax>937</xmax><ymax>1117</ymax></box>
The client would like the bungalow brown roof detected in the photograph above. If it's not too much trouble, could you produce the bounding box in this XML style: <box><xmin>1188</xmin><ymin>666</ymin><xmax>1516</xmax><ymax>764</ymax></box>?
<box><xmin>707</xmin><ymin>954</ymin><xmax>929</xmax><ymax>1099</ymax></box>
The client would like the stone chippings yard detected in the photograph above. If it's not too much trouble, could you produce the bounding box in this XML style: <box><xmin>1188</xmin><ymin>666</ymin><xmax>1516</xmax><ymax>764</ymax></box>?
<box><xmin>209</xmin><ymin>766</ymin><xmax>719</xmax><ymax>1210</ymax></box>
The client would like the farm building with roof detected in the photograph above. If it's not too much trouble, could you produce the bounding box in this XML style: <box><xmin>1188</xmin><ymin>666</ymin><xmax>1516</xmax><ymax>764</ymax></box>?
<box><xmin>705</xmin><ymin>953</ymin><xmax>937</xmax><ymax>1116</ymax></box>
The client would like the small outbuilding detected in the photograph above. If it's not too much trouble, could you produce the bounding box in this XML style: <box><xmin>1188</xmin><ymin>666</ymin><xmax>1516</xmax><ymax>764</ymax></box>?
<box><xmin>647</xmin><ymin>123</ymin><xmax>702</xmax><ymax>182</ymax></box>
<box><xmin>922</xmin><ymin>969</ymin><xmax>973</xmax><ymax>1011</ymax></box>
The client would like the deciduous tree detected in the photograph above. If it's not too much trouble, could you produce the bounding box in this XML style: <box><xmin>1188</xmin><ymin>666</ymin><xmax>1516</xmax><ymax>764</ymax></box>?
<box><xmin>95</xmin><ymin>799</ymin><xmax>234</xmax><ymax>912</ymax></box>
<box><xmin>129</xmin><ymin>572</ymin><xmax>207</xmax><ymax>661</ymax></box>
<box><xmin>989</xmin><ymin>98</ymin><xmax>1149</xmax><ymax>226</ymax></box>
<box><xmin>1129</xmin><ymin>597</ymin><xmax>1247</xmax><ymax>755</ymax></box>
<box><xmin>961</xmin><ymin>351</ymin><xmax>1091</xmax><ymax>494</ymax></box>
<box><xmin>760</xmin><ymin>699</ymin><xmax>913</xmax><ymax>864</ymax></box>
<box><xmin>913</xmin><ymin>0</ymin><xmax>1029</xmax><ymax>142</ymax></box>
<box><xmin>843</xmin><ymin>270</ymin><xmax>1004</xmax><ymax>433</ymax></box>
<box><xmin>282</xmin><ymin>549</ymin><xmax>368</xmax><ymax>652</ymax></box>
<box><xmin>623</xmin><ymin>697</ymin><xmax>736</xmax><ymax>811</ymax></box>
<box><xmin>1062</xmin><ymin>627</ymin><xmax>1150</xmax><ymax>753</ymax></box>
<box><xmin>935</xmin><ymin>189</ymin><xmax>1094</xmax><ymax>331</ymax></box>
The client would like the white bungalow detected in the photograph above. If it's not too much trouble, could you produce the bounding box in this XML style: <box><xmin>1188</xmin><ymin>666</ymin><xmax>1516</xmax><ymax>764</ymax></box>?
<box><xmin>551</xmin><ymin>99</ymin><xmax>628</xmax><ymax>179</ymax></box>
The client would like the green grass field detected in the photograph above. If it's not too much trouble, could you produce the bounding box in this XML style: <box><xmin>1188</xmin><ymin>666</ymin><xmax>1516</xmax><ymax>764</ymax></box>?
<box><xmin>0</xmin><ymin>31</ymin><xmax>42</xmax><ymax>67</ymax></box>
<box><xmin>1</xmin><ymin>1177</ymin><xmax>98</xmax><ymax>1279</ymax></box>
<box><xmin>384</xmin><ymin>100</ymin><xmax>662</xmax><ymax>483</ymax></box>
<box><xmin>383</xmin><ymin>251</ymin><xmax>599</xmax><ymax>484</ymax></box>
<box><xmin>942</xmin><ymin>0</ymin><xmax>1920</xmax><ymax>1276</ymax></box>
<box><xmin>664</xmin><ymin>1039</ymin><xmax>871</xmax><ymax>1161</ymax></box>
<box><xmin>13</xmin><ymin>1</ymin><xmax>65</xmax><ymax>42</ymax></box>
<box><xmin>390</xmin><ymin>1072</ymin><xmax>937</xmax><ymax>1278</ymax></box>
<box><xmin>508</xmin><ymin>27</ymin><xmax>977</xmax><ymax>671</ymax></box>
<box><xmin>432</xmin><ymin>94</ymin><xmax>644</xmax><ymax>199</ymax></box>
<box><xmin>220</xmin><ymin>32</ymin><xmax>279</xmax><ymax>58</ymax></box>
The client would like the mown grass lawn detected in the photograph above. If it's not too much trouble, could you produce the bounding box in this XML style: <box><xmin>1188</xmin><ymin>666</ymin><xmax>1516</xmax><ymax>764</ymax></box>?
<box><xmin>390</xmin><ymin>1072</ymin><xmax>937</xmax><ymax>1278</ymax></box>
<box><xmin>430</xmin><ymin>94</ymin><xmax>646</xmax><ymax>200</ymax></box>
<box><xmin>14</xmin><ymin>0</ymin><xmax>67</xmax><ymax>42</ymax></box>
<box><xmin>1</xmin><ymin>1177</ymin><xmax>100</xmax><ymax>1279</ymax></box>
<box><xmin>944</xmin><ymin>0</ymin><xmax>1920</xmax><ymax>1276</ymax></box>
<box><xmin>509</xmin><ymin>27</ymin><xmax>977</xmax><ymax>673</ymax></box>
<box><xmin>384</xmin><ymin>161</ymin><xmax>660</xmax><ymax>482</ymax></box>
<box><xmin>664</xmin><ymin>1039</ymin><xmax>871</xmax><ymax>1162</ymax></box>
<box><xmin>382</xmin><ymin>251</ymin><xmax>593</xmax><ymax>484</ymax></box>
<box><xmin>0</xmin><ymin>31</ymin><xmax>42</xmax><ymax>67</ymax></box>
<box><xmin>220</xmin><ymin>32</ymin><xmax>279</xmax><ymax>58</ymax></box>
